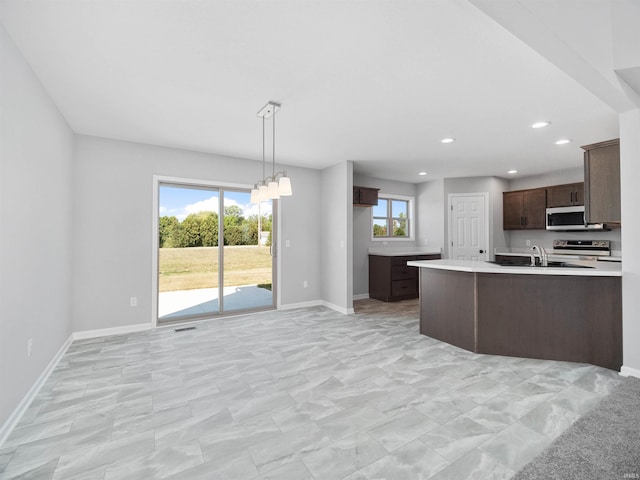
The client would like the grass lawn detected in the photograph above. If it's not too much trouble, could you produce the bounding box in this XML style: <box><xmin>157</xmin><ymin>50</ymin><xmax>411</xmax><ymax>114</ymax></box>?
<box><xmin>159</xmin><ymin>246</ymin><xmax>272</xmax><ymax>292</ymax></box>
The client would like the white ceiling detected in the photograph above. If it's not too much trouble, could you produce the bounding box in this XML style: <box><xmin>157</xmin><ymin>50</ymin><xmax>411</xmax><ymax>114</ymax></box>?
<box><xmin>0</xmin><ymin>0</ymin><xmax>621</xmax><ymax>183</ymax></box>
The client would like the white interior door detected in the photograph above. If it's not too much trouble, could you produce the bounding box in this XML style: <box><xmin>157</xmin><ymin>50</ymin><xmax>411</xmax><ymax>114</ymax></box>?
<box><xmin>449</xmin><ymin>193</ymin><xmax>489</xmax><ymax>261</ymax></box>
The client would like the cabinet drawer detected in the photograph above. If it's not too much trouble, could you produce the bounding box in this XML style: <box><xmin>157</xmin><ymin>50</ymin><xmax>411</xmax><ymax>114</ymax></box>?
<box><xmin>391</xmin><ymin>279</ymin><xmax>417</xmax><ymax>297</ymax></box>
<box><xmin>416</xmin><ymin>254</ymin><xmax>441</xmax><ymax>261</ymax></box>
<box><xmin>391</xmin><ymin>256</ymin><xmax>415</xmax><ymax>266</ymax></box>
<box><xmin>391</xmin><ymin>265</ymin><xmax>417</xmax><ymax>281</ymax></box>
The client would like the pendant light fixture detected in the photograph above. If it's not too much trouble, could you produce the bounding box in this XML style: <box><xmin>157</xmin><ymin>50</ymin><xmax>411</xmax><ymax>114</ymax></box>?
<box><xmin>250</xmin><ymin>101</ymin><xmax>293</xmax><ymax>204</ymax></box>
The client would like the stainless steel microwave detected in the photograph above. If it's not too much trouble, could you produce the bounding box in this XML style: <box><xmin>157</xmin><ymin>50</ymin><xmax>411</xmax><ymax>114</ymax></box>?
<box><xmin>546</xmin><ymin>206</ymin><xmax>605</xmax><ymax>231</ymax></box>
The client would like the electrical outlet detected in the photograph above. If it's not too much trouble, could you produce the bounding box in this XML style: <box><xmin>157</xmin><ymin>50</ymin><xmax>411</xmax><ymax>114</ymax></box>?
<box><xmin>526</xmin><ymin>240</ymin><xmax>531</xmax><ymax>246</ymax></box>
<box><xmin>130</xmin><ymin>296</ymin><xmax>138</xmax><ymax>307</ymax></box>
<box><xmin>285</xmin><ymin>239</ymin><xmax>291</xmax><ymax>248</ymax></box>
<box><xmin>303</xmin><ymin>280</ymin><xmax>308</xmax><ymax>288</ymax></box>
<box><xmin>28</xmin><ymin>338</ymin><xmax>33</xmax><ymax>357</ymax></box>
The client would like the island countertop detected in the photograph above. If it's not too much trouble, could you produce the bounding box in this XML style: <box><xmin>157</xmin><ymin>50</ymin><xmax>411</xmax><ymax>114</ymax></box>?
<box><xmin>407</xmin><ymin>258</ymin><xmax>622</xmax><ymax>277</ymax></box>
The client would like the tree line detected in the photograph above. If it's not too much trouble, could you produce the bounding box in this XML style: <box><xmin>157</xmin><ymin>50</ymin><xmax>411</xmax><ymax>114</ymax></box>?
<box><xmin>159</xmin><ymin>206</ymin><xmax>272</xmax><ymax>248</ymax></box>
<box><xmin>373</xmin><ymin>217</ymin><xmax>407</xmax><ymax>237</ymax></box>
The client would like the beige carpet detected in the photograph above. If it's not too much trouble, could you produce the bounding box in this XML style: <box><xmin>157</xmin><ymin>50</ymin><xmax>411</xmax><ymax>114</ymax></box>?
<box><xmin>513</xmin><ymin>376</ymin><xmax>640</xmax><ymax>480</ymax></box>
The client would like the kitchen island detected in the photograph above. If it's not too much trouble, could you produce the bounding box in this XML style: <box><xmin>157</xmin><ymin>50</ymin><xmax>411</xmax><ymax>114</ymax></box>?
<box><xmin>406</xmin><ymin>259</ymin><xmax>622</xmax><ymax>370</ymax></box>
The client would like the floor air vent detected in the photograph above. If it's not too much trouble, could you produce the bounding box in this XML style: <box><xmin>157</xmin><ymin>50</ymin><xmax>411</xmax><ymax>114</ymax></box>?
<box><xmin>174</xmin><ymin>326</ymin><xmax>196</xmax><ymax>332</ymax></box>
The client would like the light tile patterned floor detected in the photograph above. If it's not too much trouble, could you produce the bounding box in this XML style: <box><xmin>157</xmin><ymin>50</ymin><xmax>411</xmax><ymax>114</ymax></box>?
<box><xmin>0</xmin><ymin>299</ymin><xmax>623</xmax><ymax>480</ymax></box>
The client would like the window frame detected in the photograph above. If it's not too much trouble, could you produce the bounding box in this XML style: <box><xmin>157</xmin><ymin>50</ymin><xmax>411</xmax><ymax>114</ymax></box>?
<box><xmin>371</xmin><ymin>193</ymin><xmax>415</xmax><ymax>241</ymax></box>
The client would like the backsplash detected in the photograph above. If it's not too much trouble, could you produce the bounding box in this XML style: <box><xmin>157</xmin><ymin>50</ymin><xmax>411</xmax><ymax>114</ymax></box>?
<box><xmin>507</xmin><ymin>228</ymin><xmax>622</xmax><ymax>256</ymax></box>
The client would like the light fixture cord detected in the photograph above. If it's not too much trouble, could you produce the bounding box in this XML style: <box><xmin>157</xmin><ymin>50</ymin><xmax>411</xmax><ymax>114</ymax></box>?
<box><xmin>272</xmin><ymin>107</ymin><xmax>276</xmax><ymax>177</ymax></box>
<box><xmin>262</xmin><ymin>116</ymin><xmax>266</xmax><ymax>182</ymax></box>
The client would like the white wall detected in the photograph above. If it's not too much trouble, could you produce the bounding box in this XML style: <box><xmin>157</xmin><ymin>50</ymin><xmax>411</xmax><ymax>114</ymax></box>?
<box><xmin>0</xmin><ymin>25</ymin><xmax>74</xmax><ymax>432</ymax></box>
<box><xmin>278</xmin><ymin>167</ymin><xmax>323</xmax><ymax>308</ymax></box>
<box><xmin>620</xmin><ymin>109</ymin><xmax>640</xmax><ymax>375</ymax></box>
<box><xmin>72</xmin><ymin>135</ymin><xmax>323</xmax><ymax>332</ymax></box>
<box><xmin>320</xmin><ymin>161</ymin><xmax>352</xmax><ymax>312</ymax></box>
<box><xmin>443</xmin><ymin>176</ymin><xmax>509</xmax><ymax>258</ymax></box>
<box><xmin>508</xmin><ymin>166</ymin><xmax>583</xmax><ymax>191</ymax></box>
<box><xmin>352</xmin><ymin>174</ymin><xmax>418</xmax><ymax>296</ymax></box>
<box><xmin>416</xmin><ymin>179</ymin><xmax>445</xmax><ymax>253</ymax></box>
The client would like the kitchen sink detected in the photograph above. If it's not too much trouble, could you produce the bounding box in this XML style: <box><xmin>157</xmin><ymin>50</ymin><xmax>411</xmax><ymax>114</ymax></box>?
<box><xmin>486</xmin><ymin>260</ymin><xmax>594</xmax><ymax>269</ymax></box>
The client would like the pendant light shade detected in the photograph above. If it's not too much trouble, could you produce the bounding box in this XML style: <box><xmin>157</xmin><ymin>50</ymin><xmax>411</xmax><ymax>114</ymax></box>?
<box><xmin>258</xmin><ymin>184</ymin><xmax>268</xmax><ymax>201</ymax></box>
<box><xmin>267</xmin><ymin>181</ymin><xmax>280</xmax><ymax>199</ymax></box>
<box><xmin>251</xmin><ymin>101</ymin><xmax>292</xmax><ymax>203</ymax></box>
<box><xmin>250</xmin><ymin>187</ymin><xmax>259</xmax><ymax>204</ymax></box>
<box><xmin>278</xmin><ymin>175</ymin><xmax>292</xmax><ymax>196</ymax></box>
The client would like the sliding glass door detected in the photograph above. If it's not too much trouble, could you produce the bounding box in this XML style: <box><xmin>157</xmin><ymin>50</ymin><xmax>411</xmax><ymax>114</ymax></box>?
<box><xmin>157</xmin><ymin>182</ymin><xmax>275</xmax><ymax>323</ymax></box>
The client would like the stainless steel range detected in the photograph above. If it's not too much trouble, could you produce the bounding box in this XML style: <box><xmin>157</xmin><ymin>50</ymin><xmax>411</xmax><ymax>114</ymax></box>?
<box><xmin>552</xmin><ymin>239</ymin><xmax>611</xmax><ymax>257</ymax></box>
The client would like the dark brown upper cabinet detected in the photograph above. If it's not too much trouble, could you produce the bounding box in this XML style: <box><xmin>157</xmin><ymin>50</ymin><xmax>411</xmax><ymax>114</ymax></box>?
<box><xmin>583</xmin><ymin>139</ymin><xmax>620</xmax><ymax>225</ymax></box>
<box><xmin>546</xmin><ymin>183</ymin><xmax>584</xmax><ymax>207</ymax></box>
<box><xmin>503</xmin><ymin>188</ymin><xmax>547</xmax><ymax>230</ymax></box>
<box><xmin>353</xmin><ymin>186</ymin><xmax>379</xmax><ymax>207</ymax></box>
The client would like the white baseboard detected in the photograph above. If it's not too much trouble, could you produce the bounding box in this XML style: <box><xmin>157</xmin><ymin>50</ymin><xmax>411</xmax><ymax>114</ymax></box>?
<box><xmin>320</xmin><ymin>301</ymin><xmax>355</xmax><ymax>315</ymax></box>
<box><xmin>353</xmin><ymin>293</ymin><xmax>369</xmax><ymax>301</ymax></box>
<box><xmin>279</xmin><ymin>300</ymin><xmax>354</xmax><ymax>315</ymax></box>
<box><xmin>73</xmin><ymin>323</ymin><xmax>153</xmax><ymax>341</ymax></box>
<box><xmin>620</xmin><ymin>365</ymin><xmax>640</xmax><ymax>379</ymax></box>
<box><xmin>0</xmin><ymin>333</ymin><xmax>73</xmax><ymax>448</ymax></box>
<box><xmin>279</xmin><ymin>300</ymin><xmax>325</xmax><ymax>310</ymax></box>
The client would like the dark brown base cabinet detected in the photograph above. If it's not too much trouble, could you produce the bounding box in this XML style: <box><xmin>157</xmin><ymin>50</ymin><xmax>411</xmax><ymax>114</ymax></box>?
<box><xmin>369</xmin><ymin>254</ymin><xmax>441</xmax><ymax>302</ymax></box>
<box><xmin>419</xmin><ymin>268</ymin><xmax>622</xmax><ymax>371</ymax></box>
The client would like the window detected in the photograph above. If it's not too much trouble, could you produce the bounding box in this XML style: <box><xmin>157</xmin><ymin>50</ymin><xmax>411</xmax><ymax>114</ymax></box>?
<box><xmin>372</xmin><ymin>194</ymin><xmax>414</xmax><ymax>240</ymax></box>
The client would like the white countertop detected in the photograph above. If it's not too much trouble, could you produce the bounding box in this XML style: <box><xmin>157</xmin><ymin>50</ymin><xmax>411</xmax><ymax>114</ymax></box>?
<box><xmin>407</xmin><ymin>259</ymin><xmax>622</xmax><ymax>277</ymax></box>
<box><xmin>598</xmin><ymin>256</ymin><xmax>622</xmax><ymax>262</ymax></box>
<box><xmin>368</xmin><ymin>251</ymin><xmax>441</xmax><ymax>257</ymax></box>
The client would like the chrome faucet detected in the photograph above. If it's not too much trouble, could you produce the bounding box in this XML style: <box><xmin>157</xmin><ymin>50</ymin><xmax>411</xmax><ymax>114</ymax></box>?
<box><xmin>531</xmin><ymin>245</ymin><xmax>548</xmax><ymax>267</ymax></box>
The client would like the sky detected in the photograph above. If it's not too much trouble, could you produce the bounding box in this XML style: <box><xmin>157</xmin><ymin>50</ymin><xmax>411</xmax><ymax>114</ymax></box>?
<box><xmin>159</xmin><ymin>185</ymin><xmax>272</xmax><ymax>221</ymax></box>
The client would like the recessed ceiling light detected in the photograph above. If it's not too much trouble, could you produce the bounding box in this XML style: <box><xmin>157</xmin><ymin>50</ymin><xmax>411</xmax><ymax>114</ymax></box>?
<box><xmin>555</xmin><ymin>139</ymin><xmax>572</xmax><ymax>145</ymax></box>
<box><xmin>531</xmin><ymin>121</ymin><xmax>551</xmax><ymax>129</ymax></box>
<box><xmin>441</xmin><ymin>137</ymin><xmax>455</xmax><ymax>144</ymax></box>
<box><xmin>507</xmin><ymin>169</ymin><xmax>518</xmax><ymax>174</ymax></box>
<box><xmin>418</xmin><ymin>171</ymin><xmax>428</xmax><ymax>176</ymax></box>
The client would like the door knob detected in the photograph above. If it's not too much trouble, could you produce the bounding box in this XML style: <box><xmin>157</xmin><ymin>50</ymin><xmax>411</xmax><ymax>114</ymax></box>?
<box><xmin>479</xmin><ymin>249</ymin><xmax>485</xmax><ymax>254</ymax></box>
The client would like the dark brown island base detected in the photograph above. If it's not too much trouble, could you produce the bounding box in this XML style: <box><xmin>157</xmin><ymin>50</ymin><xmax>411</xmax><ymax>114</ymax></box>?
<box><xmin>407</xmin><ymin>259</ymin><xmax>623</xmax><ymax>371</ymax></box>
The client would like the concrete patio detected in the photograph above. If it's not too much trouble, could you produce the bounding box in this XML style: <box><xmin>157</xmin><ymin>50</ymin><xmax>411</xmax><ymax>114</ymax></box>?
<box><xmin>158</xmin><ymin>285</ymin><xmax>273</xmax><ymax>320</ymax></box>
